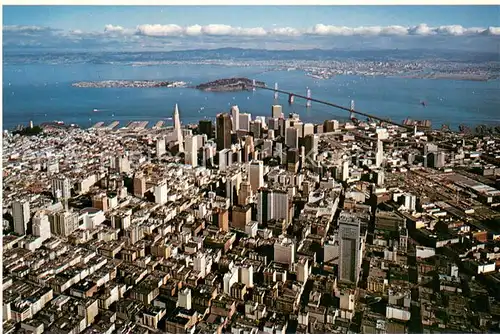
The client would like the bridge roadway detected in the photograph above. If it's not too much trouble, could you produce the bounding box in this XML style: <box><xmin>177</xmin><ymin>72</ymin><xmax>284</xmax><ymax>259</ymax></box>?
<box><xmin>251</xmin><ymin>84</ymin><xmax>413</xmax><ymax>131</ymax></box>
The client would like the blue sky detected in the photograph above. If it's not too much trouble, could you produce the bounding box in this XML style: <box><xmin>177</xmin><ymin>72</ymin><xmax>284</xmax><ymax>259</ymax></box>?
<box><xmin>3</xmin><ymin>6</ymin><xmax>500</xmax><ymax>52</ymax></box>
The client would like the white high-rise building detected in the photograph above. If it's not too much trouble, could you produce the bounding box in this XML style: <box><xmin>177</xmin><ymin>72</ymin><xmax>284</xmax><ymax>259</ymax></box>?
<box><xmin>375</xmin><ymin>139</ymin><xmax>384</xmax><ymax>167</ymax></box>
<box><xmin>239</xmin><ymin>113</ymin><xmax>251</xmax><ymax>131</ymax></box>
<box><xmin>52</xmin><ymin>177</ymin><xmax>71</xmax><ymax>200</ymax></box>
<box><xmin>239</xmin><ymin>263</ymin><xmax>254</xmax><ymax>288</ymax></box>
<box><xmin>219</xmin><ymin>149</ymin><xmax>233</xmax><ymax>171</ymax></box>
<box><xmin>12</xmin><ymin>200</ymin><xmax>30</xmax><ymax>236</ymax></box>
<box><xmin>231</xmin><ymin>105</ymin><xmax>240</xmax><ymax>131</ymax></box>
<box><xmin>154</xmin><ymin>181</ymin><xmax>168</xmax><ymax>205</ymax></box>
<box><xmin>303</xmin><ymin>123</ymin><xmax>314</xmax><ymax>137</ymax></box>
<box><xmin>194</xmin><ymin>253</ymin><xmax>207</xmax><ymax>278</ymax></box>
<box><xmin>178</xmin><ymin>288</ymin><xmax>192</xmax><ymax>310</ymax></box>
<box><xmin>248</xmin><ymin>160</ymin><xmax>264</xmax><ymax>193</ymax></box>
<box><xmin>32</xmin><ymin>211</ymin><xmax>51</xmax><ymax>241</ymax></box>
<box><xmin>403</xmin><ymin>193</ymin><xmax>417</xmax><ymax>212</ymax></box>
<box><xmin>341</xmin><ymin>159</ymin><xmax>349</xmax><ymax>182</ymax></box>
<box><xmin>223</xmin><ymin>268</ymin><xmax>238</xmax><ymax>294</ymax></box>
<box><xmin>156</xmin><ymin>136</ymin><xmax>166</xmax><ymax>157</ymax></box>
<box><xmin>285</xmin><ymin>127</ymin><xmax>298</xmax><ymax>149</ymax></box>
<box><xmin>185</xmin><ymin>135</ymin><xmax>199</xmax><ymax>167</ymax></box>
<box><xmin>296</xmin><ymin>257</ymin><xmax>309</xmax><ymax>283</ymax></box>
<box><xmin>293</xmin><ymin>121</ymin><xmax>304</xmax><ymax>138</ymax></box>
<box><xmin>115</xmin><ymin>154</ymin><xmax>130</xmax><ymax>173</ymax></box>
<box><xmin>262</xmin><ymin>140</ymin><xmax>273</xmax><ymax>159</ymax></box>
<box><xmin>226</xmin><ymin>172</ymin><xmax>242</xmax><ymax>205</ymax></box>
<box><xmin>173</xmin><ymin>104</ymin><xmax>184</xmax><ymax>153</ymax></box>
<box><xmin>274</xmin><ymin>235</ymin><xmax>295</xmax><ymax>267</ymax></box>
<box><xmin>272</xmin><ymin>105</ymin><xmax>283</xmax><ymax>119</ymax></box>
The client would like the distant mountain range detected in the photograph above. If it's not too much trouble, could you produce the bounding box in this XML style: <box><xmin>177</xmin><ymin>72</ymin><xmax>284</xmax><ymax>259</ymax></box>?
<box><xmin>4</xmin><ymin>47</ymin><xmax>499</xmax><ymax>64</ymax></box>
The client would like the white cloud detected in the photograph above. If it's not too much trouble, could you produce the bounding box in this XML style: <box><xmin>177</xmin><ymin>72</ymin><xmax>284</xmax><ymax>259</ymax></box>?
<box><xmin>482</xmin><ymin>27</ymin><xmax>500</xmax><ymax>36</ymax></box>
<box><xmin>3</xmin><ymin>25</ymin><xmax>54</xmax><ymax>33</ymax></box>
<box><xmin>380</xmin><ymin>25</ymin><xmax>409</xmax><ymax>36</ymax></box>
<box><xmin>104</xmin><ymin>24</ymin><xmax>125</xmax><ymax>33</ymax></box>
<box><xmin>270</xmin><ymin>27</ymin><xmax>301</xmax><ymax>36</ymax></box>
<box><xmin>409</xmin><ymin>23</ymin><xmax>435</xmax><ymax>35</ymax></box>
<box><xmin>307</xmin><ymin>23</ymin><xmax>500</xmax><ymax>37</ymax></box>
<box><xmin>108</xmin><ymin>23</ymin><xmax>500</xmax><ymax>38</ymax></box>
<box><xmin>185</xmin><ymin>24</ymin><xmax>203</xmax><ymax>36</ymax></box>
<box><xmin>136</xmin><ymin>24</ymin><xmax>184</xmax><ymax>37</ymax></box>
<box><xmin>201</xmin><ymin>24</ymin><xmax>235</xmax><ymax>36</ymax></box>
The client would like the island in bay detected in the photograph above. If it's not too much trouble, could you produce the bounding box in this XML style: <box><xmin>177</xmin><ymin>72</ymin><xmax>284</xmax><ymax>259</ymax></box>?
<box><xmin>194</xmin><ymin>78</ymin><xmax>266</xmax><ymax>92</ymax></box>
<box><xmin>72</xmin><ymin>80</ymin><xmax>187</xmax><ymax>88</ymax></box>
<box><xmin>72</xmin><ymin>78</ymin><xmax>266</xmax><ymax>91</ymax></box>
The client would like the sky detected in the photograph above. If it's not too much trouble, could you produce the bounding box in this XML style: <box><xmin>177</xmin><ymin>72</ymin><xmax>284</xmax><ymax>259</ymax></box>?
<box><xmin>3</xmin><ymin>5</ymin><xmax>500</xmax><ymax>52</ymax></box>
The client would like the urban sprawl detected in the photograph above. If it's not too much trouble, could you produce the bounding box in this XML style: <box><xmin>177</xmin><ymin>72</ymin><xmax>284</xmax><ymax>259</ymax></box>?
<box><xmin>3</xmin><ymin>103</ymin><xmax>500</xmax><ymax>334</ymax></box>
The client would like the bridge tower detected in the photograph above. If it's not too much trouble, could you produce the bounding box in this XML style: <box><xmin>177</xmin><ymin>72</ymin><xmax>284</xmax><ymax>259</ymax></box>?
<box><xmin>252</xmin><ymin>79</ymin><xmax>256</xmax><ymax>92</ymax></box>
<box><xmin>288</xmin><ymin>94</ymin><xmax>294</xmax><ymax>104</ymax></box>
<box><xmin>306</xmin><ymin>88</ymin><xmax>312</xmax><ymax>108</ymax></box>
<box><xmin>274</xmin><ymin>83</ymin><xmax>279</xmax><ymax>100</ymax></box>
<box><xmin>350</xmin><ymin>100</ymin><xmax>355</xmax><ymax>119</ymax></box>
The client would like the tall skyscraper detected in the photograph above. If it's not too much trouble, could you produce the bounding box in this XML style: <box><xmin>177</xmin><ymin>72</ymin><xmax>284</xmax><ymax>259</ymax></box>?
<box><xmin>156</xmin><ymin>136</ymin><xmax>166</xmax><ymax>157</ymax></box>
<box><xmin>154</xmin><ymin>181</ymin><xmax>168</xmax><ymax>205</ymax></box>
<box><xmin>238</xmin><ymin>181</ymin><xmax>253</xmax><ymax>206</ymax></box>
<box><xmin>304</xmin><ymin>134</ymin><xmax>319</xmax><ymax>163</ymax></box>
<box><xmin>293</xmin><ymin>121</ymin><xmax>304</xmax><ymax>138</ymax></box>
<box><xmin>32</xmin><ymin>211</ymin><xmax>51</xmax><ymax>241</ymax></box>
<box><xmin>249</xmin><ymin>160</ymin><xmax>264</xmax><ymax>193</ymax></box>
<box><xmin>243</xmin><ymin>136</ymin><xmax>255</xmax><ymax>162</ymax></box>
<box><xmin>324</xmin><ymin>119</ymin><xmax>339</xmax><ymax>133</ymax></box>
<box><xmin>296</xmin><ymin>257</ymin><xmax>309</xmax><ymax>283</ymax></box>
<box><xmin>230</xmin><ymin>105</ymin><xmax>240</xmax><ymax>131</ymax></box>
<box><xmin>50</xmin><ymin>210</ymin><xmax>79</xmax><ymax>237</ymax></box>
<box><xmin>338</xmin><ymin>213</ymin><xmax>361</xmax><ymax>283</ymax></box>
<box><xmin>239</xmin><ymin>113</ymin><xmax>251</xmax><ymax>132</ymax></box>
<box><xmin>52</xmin><ymin>177</ymin><xmax>71</xmax><ymax>200</ymax></box>
<box><xmin>115</xmin><ymin>154</ymin><xmax>130</xmax><ymax>173</ymax></box>
<box><xmin>239</xmin><ymin>263</ymin><xmax>254</xmax><ymax>288</ymax></box>
<box><xmin>375</xmin><ymin>139</ymin><xmax>384</xmax><ymax>167</ymax></box>
<box><xmin>194</xmin><ymin>253</ymin><xmax>207</xmax><ymax>278</ymax></box>
<box><xmin>303</xmin><ymin>123</ymin><xmax>314</xmax><ymax>136</ymax></box>
<box><xmin>199</xmin><ymin>119</ymin><xmax>213</xmax><ymax>139</ymax></box>
<box><xmin>262</xmin><ymin>139</ymin><xmax>273</xmax><ymax>159</ymax></box>
<box><xmin>257</xmin><ymin>189</ymin><xmax>289</xmax><ymax>224</ymax></box>
<box><xmin>216</xmin><ymin>113</ymin><xmax>232</xmax><ymax>150</ymax></box>
<box><xmin>12</xmin><ymin>200</ymin><xmax>30</xmax><ymax>236</ymax></box>
<box><xmin>218</xmin><ymin>149</ymin><xmax>233</xmax><ymax>171</ymax></box>
<box><xmin>226</xmin><ymin>172</ymin><xmax>242</xmax><ymax>206</ymax></box>
<box><xmin>285</xmin><ymin>127</ymin><xmax>298</xmax><ymax>149</ymax></box>
<box><xmin>133</xmin><ymin>173</ymin><xmax>146</xmax><ymax>198</ymax></box>
<box><xmin>272</xmin><ymin>105</ymin><xmax>283</xmax><ymax>119</ymax></box>
<box><xmin>213</xmin><ymin>208</ymin><xmax>229</xmax><ymax>232</ymax></box>
<box><xmin>178</xmin><ymin>288</ymin><xmax>192</xmax><ymax>310</ymax></box>
<box><xmin>257</xmin><ymin>189</ymin><xmax>272</xmax><ymax>224</ymax></box>
<box><xmin>274</xmin><ymin>235</ymin><xmax>295</xmax><ymax>267</ymax></box>
<box><xmin>185</xmin><ymin>135</ymin><xmax>199</xmax><ymax>167</ymax></box>
<box><xmin>249</xmin><ymin>120</ymin><xmax>262</xmax><ymax>138</ymax></box>
<box><xmin>342</xmin><ymin>159</ymin><xmax>349</xmax><ymax>182</ymax></box>
<box><xmin>173</xmin><ymin>104</ymin><xmax>184</xmax><ymax>153</ymax></box>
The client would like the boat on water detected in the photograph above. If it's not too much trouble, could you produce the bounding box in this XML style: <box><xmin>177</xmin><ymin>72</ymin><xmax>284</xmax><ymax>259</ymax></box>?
<box><xmin>93</xmin><ymin>108</ymin><xmax>99</xmax><ymax>112</ymax></box>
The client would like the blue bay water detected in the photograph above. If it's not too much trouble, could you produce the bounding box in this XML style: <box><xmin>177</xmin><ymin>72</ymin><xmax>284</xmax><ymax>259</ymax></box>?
<box><xmin>3</xmin><ymin>63</ymin><xmax>499</xmax><ymax>130</ymax></box>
